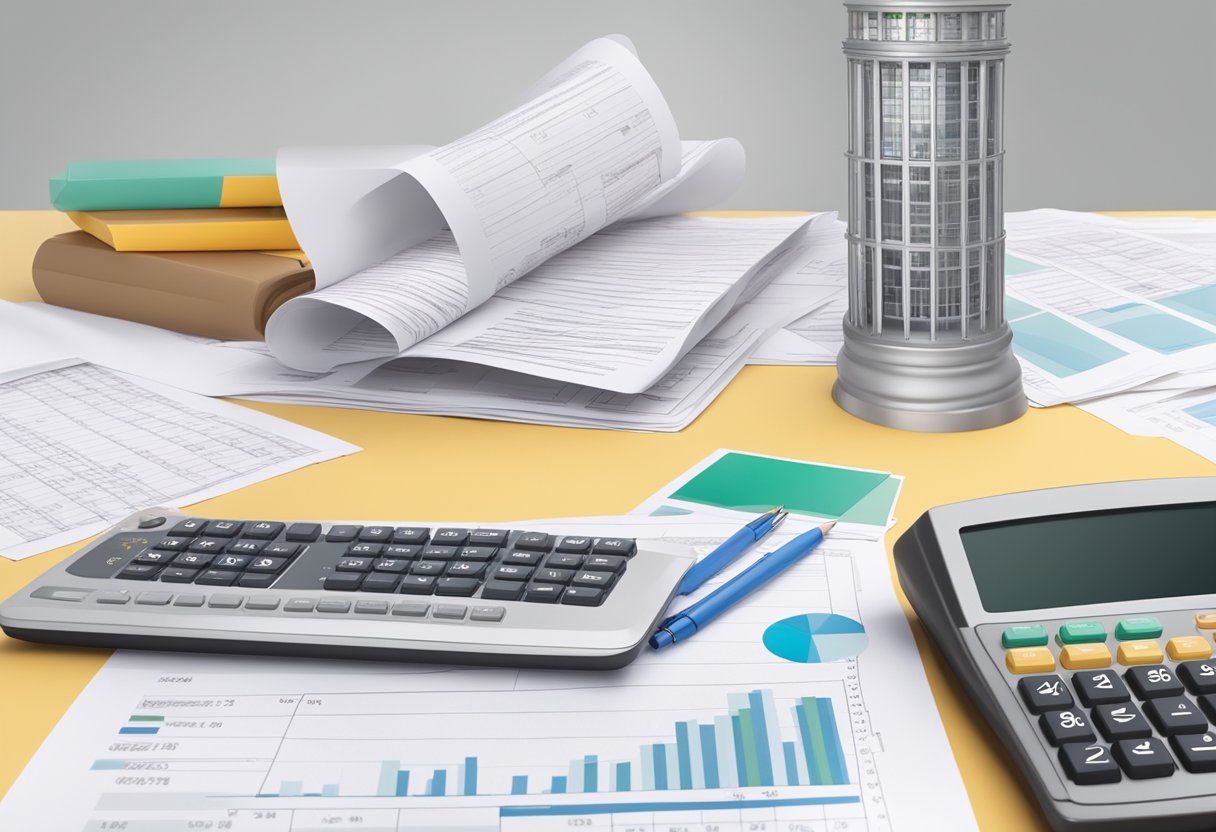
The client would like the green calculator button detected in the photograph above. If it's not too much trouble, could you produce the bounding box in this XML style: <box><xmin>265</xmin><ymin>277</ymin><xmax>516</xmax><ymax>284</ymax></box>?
<box><xmin>1058</xmin><ymin>621</ymin><xmax>1107</xmax><ymax>644</ymax></box>
<box><xmin>1115</xmin><ymin>617</ymin><xmax>1162</xmax><ymax>640</ymax></box>
<box><xmin>1002</xmin><ymin>624</ymin><xmax>1049</xmax><ymax>648</ymax></box>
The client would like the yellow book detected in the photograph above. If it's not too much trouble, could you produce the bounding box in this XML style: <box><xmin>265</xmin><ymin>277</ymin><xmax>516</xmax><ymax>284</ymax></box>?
<box><xmin>67</xmin><ymin>207</ymin><xmax>298</xmax><ymax>252</ymax></box>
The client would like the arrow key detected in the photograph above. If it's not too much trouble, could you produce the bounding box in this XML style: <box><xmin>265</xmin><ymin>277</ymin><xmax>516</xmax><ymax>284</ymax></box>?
<box><xmin>1169</xmin><ymin>732</ymin><xmax>1216</xmax><ymax>773</ymax></box>
<box><xmin>1093</xmin><ymin>702</ymin><xmax>1152</xmax><ymax>741</ymax></box>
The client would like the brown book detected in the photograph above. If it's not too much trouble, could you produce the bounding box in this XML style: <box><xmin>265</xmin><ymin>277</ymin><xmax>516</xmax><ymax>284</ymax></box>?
<box><xmin>32</xmin><ymin>231</ymin><xmax>315</xmax><ymax>341</ymax></box>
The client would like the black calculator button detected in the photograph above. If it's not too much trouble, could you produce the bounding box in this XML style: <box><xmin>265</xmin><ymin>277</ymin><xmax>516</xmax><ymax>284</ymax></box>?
<box><xmin>1093</xmin><ymin>703</ymin><xmax>1152</xmax><ymax>741</ymax></box>
<box><xmin>1145</xmin><ymin>696</ymin><xmax>1209</xmax><ymax>736</ymax></box>
<box><xmin>572</xmin><ymin>571</ymin><xmax>614</xmax><ymax>589</ymax></box>
<box><xmin>433</xmin><ymin>528</ymin><xmax>470</xmax><ymax>546</ymax></box>
<box><xmin>523</xmin><ymin>583</ymin><xmax>562</xmax><ymax>603</ymax></box>
<box><xmin>435</xmin><ymin>577</ymin><xmax>480</xmax><ymax>596</ymax></box>
<box><xmin>1039</xmin><ymin>709</ymin><xmax>1096</xmax><ymax>747</ymax></box>
<box><xmin>1169</xmin><ymin>732</ymin><xmax>1216</xmax><ymax>773</ymax></box>
<box><xmin>336</xmin><ymin>557</ymin><xmax>374</xmax><ymax>572</ymax></box>
<box><xmin>246</xmin><ymin>556</ymin><xmax>288</xmax><ymax>573</ymax></box>
<box><xmin>346</xmin><ymin>543</ymin><xmax>383</xmax><ymax>557</ymax></box>
<box><xmin>421</xmin><ymin>546</ymin><xmax>458</xmax><ymax>561</ymax></box>
<box><xmin>227</xmin><ymin>540</ymin><xmax>265</xmax><ymax>555</ymax></box>
<box><xmin>373</xmin><ymin>558</ymin><xmax>411</xmax><ymax>573</ymax></box>
<box><xmin>117</xmin><ymin>563</ymin><xmax>161</xmax><ymax>580</ymax></box>
<box><xmin>1058</xmin><ymin>742</ymin><xmax>1121</xmax><ymax>785</ymax></box>
<box><xmin>168</xmin><ymin>518</ymin><xmax>207</xmax><ymax>536</ymax></box>
<box><xmin>584</xmin><ymin>555</ymin><xmax>627</xmax><ymax>573</ymax></box>
<box><xmin>134</xmin><ymin>550</ymin><xmax>175</xmax><ymax>565</ymax></box>
<box><xmin>392</xmin><ymin>527</ymin><xmax>430</xmax><ymax>545</ymax></box>
<box><xmin>503</xmin><ymin>550</ymin><xmax>544</xmax><ymax>567</ymax></box>
<box><xmin>213</xmin><ymin>554</ymin><xmax>251</xmax><ymax>571</ymax></box>
<box><xmin>285</xmin><ymin>523</ymin><xmax>321</xmax><ymax>542</ymax></box>
<box><xmin>1017</xmin><ymin>675</ymin><xmax>1073</xmax><ymax>714</ymax></box>
<box><xmin>358</xmin><ymin>526</ymin><xmax>393</xmax><ymax>542</ymax></box>
<box><xmin>445</xmin><ymin>561</ymin><xmax>487</xmax><ymax>579</ymax></box>
<box><xmin>411</xmin><ymin>561</ymin><xmax>445</xmax><ymax>576</ymax></box>
<box><xmin>325</xmin><ymin>525</ymin><xmax>362</xmax><ymax>542</ymax></box>
<box><xmin>1179</xmin><ymin>661</ymin><xmax>1216</xmax><ymax>695</ymax></box>
<box><xmin>535</xmin><ymin>568</ymin><xmax>574</xmax><ymax>584</ymax></box>
<box><xmin>547</xmin><ymin>554</ymin><xmax>584</xmax><ymax>569</ymax></box>
<box><xmin>592</xmin><ymin>538</ymin><xmax>635</xmax><ymax>556</ymax></box>
<box><xmin>159</xmin><ymin>567</ymin><xmax>199</xmax><ymax>583</ymax></box>
<box><xmin>468</xmin><ymin>529</ymin><xmax>509</xmax><ymax>546</ymax></box>
<box><xmin>205</xmin><ymin>520</ymin><xmax>244</xmax><ymax>538</ymax></box>
<box><xmin>1126</xmin><ymin>665</ymin><xmax>1184</xmax><ymax>699</ymax></box>
<box><xmin>514</xmin><ymin>532</ymin><xmax>552</xmax><ymax>551</ymax></box>
<box><xmin>237</xmin><ymin>573</ymin><xmax>277</xmax><ymax>589</ymax></box>
<box><xmin>195</xmin><ymin>570</ymin><xmax>241</xmax><ymax>586</ymax></box>
<box><xmin>1072</xmin><ymin>670</ymin><xmax>1130</xmax><ymax>707</ymax></box>
<box><xmin>382</xmin><ymin>545</ymin><xmax>421</xmax><ymax>559</ymax></box>
<box><xmin>1113</xmin><ymin>738</ymin><xmax>1175</xmax><ymax>779</ymax></box>
<box><xmin>561</xmin><ymin>586</ymin><xmax>605</xmax><ymax>606</ymax></box>
<box><xmin>481</xmin><ymin>580</ymin><xmax>526</xmax><ymax>601</ymax></box>
<box><xmin>188</xmin><ymin>538</ymin><xmax>227</xmax><ymax>554</ymax></box>
<box><xmin>322</xmin><ymin>573</ymin><xmax>363</xmax><ymax>591</ymax></box>
<box><xmin>555</xmin><ymin>536</ymin><xmax>593</xmax><ymax>554</ymax></box>
<box><xmin>173</xmin><ymin>553</ymin><xmax>212</xmax><ymax>568</ymax></box>
<box><xmin>398</xmin><ymin>575</ymin><xmax>437</xmax><ymax>594</ymax></box>
<box><xmin>263</xmin><ymin>543</ymin><xmax>300</xmax><ymax>558</ymax></box>
<box><xmin>458</xmin><ymin>546</ymin><xmax>498</xmax><ymax>562</ymax></box>
<box><xmin>360</xmin><ymin>573</ymin><xmax>401</xmax><ymax>593</ymax></box>
<box><xmin>153</xmin><ymin>537</ymin><xmax>189</xmax><ymax>551</ymax></box>
<box><xmin>491</xmin><ymin>564</ymin><xmax>533</xmax><ymax>582</ymax></box>
<box><xmin>244</xmin><ymin>522</ymin><xmax>284</xmax><ymax>540</ymax></box>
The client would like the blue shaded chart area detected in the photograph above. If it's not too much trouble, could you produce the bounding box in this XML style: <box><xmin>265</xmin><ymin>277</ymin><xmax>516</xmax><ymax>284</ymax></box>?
<box><xmin>1010</xmin><ymin>312</ymin><xmax>1127</xmax><ymax>377</ymax></box>
<box><xmin>763</xmin><ymin>614</ymin><xmax>868</xmax><ymax>663</ymax></box>
<box><xmin>1079</xmin><ymin>303</ymin><xmax>1216</xmax><ymax>354</ymax></box>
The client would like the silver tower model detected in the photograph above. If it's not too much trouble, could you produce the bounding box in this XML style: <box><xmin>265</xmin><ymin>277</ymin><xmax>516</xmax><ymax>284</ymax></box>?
<box><xmin>834</xmin><ymin>1</ymin><xmax>1026</xmax><ymax>431</ymax></box>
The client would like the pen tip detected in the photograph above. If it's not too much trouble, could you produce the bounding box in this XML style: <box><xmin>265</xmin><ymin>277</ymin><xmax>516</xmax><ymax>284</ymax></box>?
<box><xmin>819</xmin><ymin>520</ymin><xmax>837</xmax><ymax>534</ymax></box>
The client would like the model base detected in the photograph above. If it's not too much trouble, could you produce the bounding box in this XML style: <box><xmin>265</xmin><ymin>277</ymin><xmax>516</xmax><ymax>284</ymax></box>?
<box><xmin>833</xmin><ymin>324</ymin><xmax>1027</xmax><ymax>433</ymax></box>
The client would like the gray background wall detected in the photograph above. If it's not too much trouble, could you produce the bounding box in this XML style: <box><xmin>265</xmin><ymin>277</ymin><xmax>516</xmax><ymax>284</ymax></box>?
<box><xmin>1</xmin><ymin>0</ymin><xmax>1211</xmax><ymax>211</ymax></box>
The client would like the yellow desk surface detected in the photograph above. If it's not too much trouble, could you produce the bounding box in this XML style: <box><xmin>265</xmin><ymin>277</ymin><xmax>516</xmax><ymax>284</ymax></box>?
<box><xmin>2</xmin><ymin>209</ymin><xmax>1215</xmax><ymax>828</ymax></box>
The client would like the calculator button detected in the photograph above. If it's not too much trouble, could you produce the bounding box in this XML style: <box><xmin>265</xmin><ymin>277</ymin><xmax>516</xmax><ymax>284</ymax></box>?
<box><xmin>361</xmin><ymin>573</ymin><xmax>402</xmax><ymax>593</ymax></box>
<box><xmin>433</xmin><ymin>604</ymin><xmax>468</xmax><ymax>620</ymax></box>
<box><xmin>433</xmin><ymin>528</ymin><xmax>470</xmax><ymax>546</ymax></box>
<box><xmin>481</xmin><ymin>580</ymin><xmax>525</xmax><ymax>601</ymax></box>
<box><xmin>243</xmin><ymin>522</ymin><xmax>284</xmax><ymax>540</ymax></box>
<box><xmin>1126</xmin><ymin>665</ymin><xmax>1184</xmax><ymax>699</ymax></box>
<box><xmin>584</xmin><ymin>555</ymin><xmax>627</xmax><ymax>574</ymax></box>
<box><xmin>153</xmin><ymin>537</ymin><xmax>189</xmax><ymax>551</ymax></box>
<box><xmin>382</xmin><ymin>545</ymin><xmax>421</xmax><ymax>559</ymax></box>
<box><xmin>1168</xmin><ymin>636</ymin><xmax>1213</xmax><ymax>662</ymax></box>
<box><xmin>1180</xmin><ymin>661</ymin><xmax>1216</xmax><ymax>695</ymax></box>
<box><xmin>514</xmin><ymin>532</ymin><xmax>552</xmax><ymax>551</ymax></box>
<box><xmin>346</xmin><ymin>543</ymin><xmax>384</xmax><ymax>557</ymax></box>
<box><xmin>1145</xmin><ymin>696</ymin><xmax>1209</xmax><ymax>736</ymax></box>
<box><xmin>546</xmin><ymin>554</ymin><xmax>584</xmax><ymax>569</ymax></box>
<box><xmin>561</xmin><ymin>586</ymin><xmax>605</xmax><ymax>606</ymax></box>
<box><xmin>1195</xmin><ymin>614</ymin><xmax>1216</xmax><ymax>630</ymax></box>
<box><xmin>358</xmin><ymin>526</ymin><xmax>393</xmax><ymax>542</ymax></box>
<box><xmin>1116</xmin><ymin>617</ymin><xmax>1163</xmax><ymax>641</ymax></box>
<box><xmin>237</xmin><ymin>573</ymin><xmax>277</xmax><ymax>589</ymax></box>
<box><xmin>1060</xmin><ymin>644</ymin><xmax>1112</xmax><ymax>670</ymax></box>
<box><xmin>435</xmin><ymin>577</ymin><xmax>480</xmax><ymax>597</ymax></box>
<box><xmin>555</xmin><ymin>536</ymin><xmax>593</xmax><ymax>554</ymax></box>
<box><xmin>168</xmin><ymin>518</ymin><xmax>207</xmax><ymax>536</ymax></box>
<box><xmin>118</xmin><ymin>563</ymin><xmax>161</xmax><ymax>580</ymax></box>
<box><xmin>134</xmin><ymin>550</ymin><xmax>175</xmax><ymax>565</ymax></box>
<box><xmin>325</xmin><ymin>525</ymin><xmax>362</xmax><ymax>542</ymax></box>
<box><xmin>491</xmin><ymin>564</ymin><xmax>533</xmax><ymax>582</ymax></box>
<box><xmin>135</xmin><ymin>591</ymin><xmax>172</xmax><ymax>606</ymax></box>
<box><xmin>373</xmin><ymin>559</ymin><xmax>411</xmax><ymax>573</ymax></box>
<box><xmin>1113</xmin><ymin>738</ymin><xmax>1175</xmax><ymax>779</ymax></box>
<box><xmin>1057</xmin><ymin>742</ymin><xmax>1121</xmax><ymax>785</ymax></box>
<box><xmin>421</xmin><ymin>546</ymin><xmax>458</xmax><ymax>561</ymax></box>
<box><xmin>1093</xmin><ymin>703</ymin><xmax>1152</xmax><ymax>741</ymax></box>
<box><xmin>468</xmin><ymin>529</ymin><xmax>509</xmax><ymax>546</ymax></box>
<box><xmin>1005</xmin><ymin>647</ymin><xmax>1055</xmax><ymax>674</ymax></box>
<box><xmin>172</xmin><ymin>594</ymin><xmax>205</xmax><ymax>607</ymax></box>
<box><xmin>355</xmin><ymin>600</ymin><xmax>389</xmax><ymax>614</ymax></box>
<box><xmin>523</xmin><ymin>583</ymin><xmax>562</xmax><ymax>603</ymax></box>
<box><xmin>1170</xmin><ymin>732</ymin><xmax>1216</xmax><ymax>772</ymax></box>
<box><xmin>284</xmin><ymin>598</ymin><xmax>317</xmax><ymax>612</ymax></box>
<box><xmin>29</xmin><ymin>587</ymin><xmax>89</xmax><ymax>602</ymax></box>
<box><xmin>336</xmin><ymin>557</ymin><xmax>374</xmax><ymax>572</ymax></box>
<box><xmin>1073</xmin><ymin>670</ymin><xmax>1131</xmax><ymax>707</ymax></box>
<box><xmin>137</xmin><ymin>515</ymin><xmax>166</xmax><ymax>529</ymax></box>
<box><xmin>592</xmin><ymin>538</ymin><xmax>636</xmax><ymax>556</ymax></box>
<box><xmin>399</xmin><ymin>575</ymin><xmax>437</xmax><ymax>594</ymax></box>
<box><xmin>226</xmin><ymin>541</ymin><xmax>265</xmax><ymax>556</ymax></box>
<box><xmin>207</xmin><ymin>594</ymin><xmax>244</xmax><ymax>609</ymax></box>
<box><xmin>317</xmin><ymin>599</ymin><xmax>351</xmax><ymax>614</ymax></box>
<box><xmin>188</xmin><ymin>538</ymin><xmax>227</xmax><ymax>554</ymax></box>
<box><xmin>245</xmin><ymin>597</ymin><xmax>281</xmax><ymax>611</ymax></box>
<box><xmin>391</xmin><ymin>601</ymin><xmax>430</xmax><ymax>617</ymax></box>
<box><xmin>445</xmin><ymin>561</ymin><xmax>486</xmax><ymax>579</ymax></box>
<box><xmin>263</xmin><ymin>543</ymin><xmax>300</xmax><ymax>558</ymax></box>
<box><xmin>503</xmin><ymin>550</ymin><xmax>544</xmax><ymax>567</ymax></box>
<box><xmin>410</xmin><ymin>561</ymin><xmax>445</xmax><ymax>576</ymax></box>
<box><xmin>572</xmin><ymin>571</ymin><xmax>614</xmax><ymax>589</ymax></box>
<box><xmin>97</xmin><ymin>591</ymin><xmax>131</xmax><ymax>604</ymax></box>
<box><xmin>285</xmin><ymin>523</ymin><xmax>321</xmax><ymax>542</ymax></box>
<box><xmin>1117</xmin><ymin>640</ymin><xmax>1164</xmax><ymax>666</ymax></box>
<box><xmin>205</xmin><ymin>520</ymin><xmax>244</xmax><ymax>538</ymax></box>
<box><xmin>1017</xmin><ymin>675</ymin><xmax>1072</xmax><ymax>714</ymax></box>
<box><xmin>1058</xmin><ymin>622</ymin><xmax>1107</xmax><ymax>644</ymax></box>
<box><xmin>173</xmin><ymin>553</ymin><xmax>212</xmax><ymax>568</ymax></box>
<box><xmin>458</xmin><ymin>546</ymin><xmax>498</xmax><ymax>562</ymax></box>
<box><xmin>213</xmin><ymin>554</ymin><xmax>251</xmax><ymax>571</ymax></box>
<box><xmin>160</xmin><ymin>567</ymin><xmax>200</xmax><ymax>583</ymax></box>
<box><xmin>470</xmin><ymin>606</ymin><xmax>506</xmax><ymax>622</ymax></box>
<box><xmin>392</xmin><ymin>527</ymin><xmax>430</xmax><ymax>545</ymax></box>
<box><xmin>322</xmin><ymin>573</ymin><xmax>363</xmax><ymax>591</ymax></box>
<box><xmin>1038</xmin><ymin>709</ymin><xmax>1095</xmax><ymax>746</ymax></box>
<box><xmin>246</xmin><ymin>557</ymin><xmax>289</xmax><ymax>573</ymax></box>
<box><xmin>535</xmin><ymin>568</ymin><xmax>575</xmax><ymax>585</ymax></box>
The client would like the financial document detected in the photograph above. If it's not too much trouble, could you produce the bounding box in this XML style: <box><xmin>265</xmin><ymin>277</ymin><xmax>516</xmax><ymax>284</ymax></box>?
<box><xmin>0</xmin><ymin>360</ymin><xmax>358</xmax><ymax>560</ymax></box>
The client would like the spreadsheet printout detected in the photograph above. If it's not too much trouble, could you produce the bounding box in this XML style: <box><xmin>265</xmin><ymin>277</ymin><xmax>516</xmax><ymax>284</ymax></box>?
<box><xmin>0</xmin><ymin>361</ymin><xmax>358</xmax><ymax>560</ymax></box>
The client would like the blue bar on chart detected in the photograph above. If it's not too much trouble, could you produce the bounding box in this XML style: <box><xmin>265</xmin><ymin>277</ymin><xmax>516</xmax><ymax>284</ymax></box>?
<box><xmin>511</xmin><ymin>775</ymin><xmax>528</xmax><ymax>795</ymax></box>
<box><xmin>700</xmin><ymin>723</ymin><xmax>720</xmax><ymax>788</ymax></box>
<box><xmin>377</xmin><ymin>760</ymin><xmax>399</xmax><ymax>796</ymax></box>
<box><xmin>675</xmin><ymin>723</ymin><xmax>693</xmax><ymax>789</ymax></box>
<box><xmin>615</xmin><ymin>761</ymin><xmax>631</xmax><ymax>792</ymax></box>
<box><xmin>463</xmin><ymin>757</ymin><xmax>477</xmax><ymax>796</ymax></box>
<box><xmin>429</xmin><ymin>770</ymin><xmax>447</xmax><ymax>797</ymax></box>
<box><xmin>550</xmin><ymin>775</ymin><xmax>567</xmax><ymax>794</ymax></box>
<box><xmin>583</xmin><ymin>755</ymin><xmax>598</xmax><ymax>793</ymax></box>
<box><xmin>395</xmin><ymin>770</ymin><xmax>410</xmax><ymax>797</ymax></box>
<box><xmin>118</xmin><ymin>726</ymin><xmax>158</xmax><ymax>735</ymax></box>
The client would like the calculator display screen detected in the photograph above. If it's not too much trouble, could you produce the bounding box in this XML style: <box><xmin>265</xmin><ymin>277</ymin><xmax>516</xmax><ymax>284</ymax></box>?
<box><xmin>960</xmin><ymin>502</ymin><xmax>1216</xmax><ymax>612</ymax></box>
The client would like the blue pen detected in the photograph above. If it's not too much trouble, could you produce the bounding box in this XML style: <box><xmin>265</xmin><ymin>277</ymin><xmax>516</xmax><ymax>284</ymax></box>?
<box><xmin>676</xmin><ymin>506</ymin><xmax>788</xmax><ymax>595</ymax></box>
<box><xmin>651</xmin><ymin>521</ymin><xmax>836</xmax><ymax>650</ymax></box>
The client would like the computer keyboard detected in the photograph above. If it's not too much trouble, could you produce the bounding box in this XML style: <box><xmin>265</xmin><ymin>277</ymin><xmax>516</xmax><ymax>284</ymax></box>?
<box><xmin>0</xmin><ymin>509</ymin><xmax>695</xmax><ymax>669</ymax></box>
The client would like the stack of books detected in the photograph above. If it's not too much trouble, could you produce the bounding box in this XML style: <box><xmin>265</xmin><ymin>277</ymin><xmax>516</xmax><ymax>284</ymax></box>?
<box><xmin>34</xmin><ymin>159</ymin><xmax>315</xmax><ymax>340</ymax></box>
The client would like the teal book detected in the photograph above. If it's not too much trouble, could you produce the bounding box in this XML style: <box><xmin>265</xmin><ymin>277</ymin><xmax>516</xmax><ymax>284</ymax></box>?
<box><xmin>49</xmin><ymin>158</ymin><xmax>280</xmax><ymax>211</ymax></box>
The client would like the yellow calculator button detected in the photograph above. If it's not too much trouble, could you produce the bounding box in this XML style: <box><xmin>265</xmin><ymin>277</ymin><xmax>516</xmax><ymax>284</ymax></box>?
<box><xmin>1060</xmin><ymin>643</ymin><xmax>1112</xmax><ymax>670</ymax></box>
<box><xmin>1196</xmin><ymin>614</ymin><xmax>1216</xmax><ymax>630</ymax></box>
<box><xmin>1168</xmin><ymin>636</ymin><xmax>1214</xmax><ymax>661</ymax></box>
<box><xmin>1006</xmin><ymin>646</ymin><xmax>1055</xmax><ymax>674</ymax></box>
<box><xmin>1117</xmin><ymin>640</ymin><xmax>1164</xmax><ymax>665</ymax></box>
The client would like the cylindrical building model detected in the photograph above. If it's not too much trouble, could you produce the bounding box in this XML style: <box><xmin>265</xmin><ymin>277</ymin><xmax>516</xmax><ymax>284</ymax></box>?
<box><xmin>834</xmin><ymin>0</ymin><xmax>1026</xmax><ymax>431</ymax></box>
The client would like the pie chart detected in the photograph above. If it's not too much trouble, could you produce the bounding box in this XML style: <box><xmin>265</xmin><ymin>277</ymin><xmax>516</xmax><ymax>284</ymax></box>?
<box><xmin>763</xmin><ymin>613</ymin><xmax>868</xmax><ymax>663</ymax></box>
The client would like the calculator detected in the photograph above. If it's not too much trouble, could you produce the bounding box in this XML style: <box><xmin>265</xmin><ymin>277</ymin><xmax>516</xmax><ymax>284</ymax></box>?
<box><xmin>894</xmin><ymin>478</ymin><xmax>1216</xmax><ymax>832</ymax></box>
<box><xmin>0</xmin><ymin>508</ymin><xmax>695</xmax><ymax>669</ymax></box>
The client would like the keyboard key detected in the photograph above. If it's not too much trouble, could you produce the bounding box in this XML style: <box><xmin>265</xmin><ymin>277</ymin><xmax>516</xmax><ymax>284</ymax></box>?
<box><xmin>1126</xmin><ymin>665</ymin><xmax>1184</xmax><ymax>699</ymax></box>
<box><xmin>555</xmin><ymin>536</ymin><xmax>593</xmax><ymax>554</ymax></box>
<box><xmin>336</xmin><ymin>557</ymin><xmax>374</xmax><ymax>572</ymax></box>
<box><xmin>205</xmin><ymin>520</ymin><xmax>244</xmax><ymax>538</ymax></box>
<box><xmin>514</xmin><ymin>532</ymin><xmax>552</xmax><ymax>551</ymax></box>
<box><xmin>284</xmin><ymin>598</ymin><xmax>317</xmax><ymax>612</ymax></box>
<box><xmin>446</xmin><ymin>561</ymin><xmax>487</xmax><ymax>578</ymax></box>
<box><xmin>97</xmin><ymin>591</ymin><xmax>131</xmax><ymax>604</ymax></box>
<box><xmin>1038</xmin><ymin>708</ymin><xmax>1095</xmax><ymax>746</ymax></box>
<box><xmin>1058</xmin><ymin>621</ymin><xmax>1107</xmax><ymax>644</ymax></box>
<box><xmin>1117</xmin><ymin>640</ymin><xmax>1164</xmax><ymax>666</ymax></box>
<box><xmin>392</xmin><ymin>527</ymin><xmax>430</xmax><ymax>545</ymax></box>
<box><xmin>355</xmin><ymin>600</ymin><xmax>390</xmax><ymax>614</ymax></box>
<box><xmin>137</xmin><ymin>515</ymin><xmax>166</xmax><ymax>529</ymax></box>
<box><xmin>1169</xmin><ymin>732</ymin><xmax>1216</xmax><ymax>773</ymax></box>
<box><xmin>226</xmin><ymin>540</ymin><xmax>266</xmax><ymax>556</ymax></box>
<box><xmin>1145</xmin><ymin>696</ymin><xmax>1208</xmax><ymax>736</ymax></box>
<box><xmin>1113</xmin><ymin>738</ymin><xmax>1175</xmax><ymax>779</ymax></box>
<box><xmin>196</xmin><ymin>570</ymin><xmax>240</xmax><ymax>586</ymax></box>
<box><xmin>1180</xmin><ymin>661</ymin><xmax>1216</xmax><ymax>695</ymax></box>
<box><xmin>187</xmin><ymin>538</ymin><xmax>227</xmax><ymax>554</ymax></box>
<box><xmin>213</xmin><ymin>554</ymin><xmax>252</xmax><ymax>571</ymax></box>
<box><xmin>503</xmin><ymin>550</ymin><xmax>544</xmax><ymax>567</ymax></box>
<box><xmin>421</xmin><ymin>546</ymin><xmax>458</xmax><ymax>561</ymax></box>
<box><xmin>135</xmin><ymin>591</ymin><xmax>172</xmax><ymax>606</ymax></box>
<box><xmin>285</xmin><ymin>523</ymin><xmax>321</xmax><ymax>542</ymax></box>
<box><xmin>435</xmin><ymin>577</ymin><xmax>480</xmax><ymax>596</ymax></box>
<box><xmin>392</xmin><ymin>601</ymin><xmax>430</xmax><ymax>616</ymax></box>
<box><xmin>491</xmin><ymin>564</ymin><xmax>533</xmax><ymax>582</ymax></box>
<box><xmin>1005</xmin><ymin>647</ymin><xmax>1055</xmax><ymax>675</ymax></box>
<box><xmin>1115</xmin><ymin>616</ymin><xmax>1163</xmax><ymax>641</ymax></box>
<box><xmin>359</xmin><ymin>526</ymin><xmax>393</xmax><ymax>542</ymax></box>
<box><xmin>468</xmin><ymin>529</ymin><xmax>509</xmax><ymax>546</ymax></box>
<box><xmin>481</xmin><ymin>580</ymin><xmax>525</xmax><ymax>601</ymax></box>
<box><xmin>458</xmin><ymin>546</ymin><xmax>498</xmax><ymax>562</ymax></box>
<box><xmin>382</xmin><ymin>545</ymin><xmax>421</xmax><ymax>559</ymax></box>
<box><xmin>325</xmin><ymin>525</ymin><xmax>362</xmax><ymax>542</ymax></box>
<box><xmin>133</xmin><ymin>550</ymin><xmax>175</xmax><ymax>565</ymax></box>
<box><xmin>470</xmin><ymin>606</ymin><xmax>506</xmax><ymax>622</ymax></box>
<box><xmin>561</xmin><ymin>586</ymin><xmax>605</xmax><ymax>606</ymax></box>
<box><xmin>1196</xmin><ymin>614</ymin><xmax>1216</xmax><ymax>630</ymax></box>
<box><xmin>592</xmin><ymin>538</ymin><xmax>635</xmax><ymax>556</ymax></box>
<box><xmin>263</xmin><ymin>543</ymin><xmax>301</xmax><ymax>557</ymax></box>
<box><xmin>433</xmin><ymin>528</ymin><xmax>470</xmax><ymax>546</ymax></box>
<box><xmin>246</xmin><ymin>556</ymin><xmax>289</xmax><ymax>573</ymax></box>
<box><xmin>346</xmin><ymin>543</ymin><xmax>384</xmax><ymax>557</ymax></box>
<box><xmin>207</xmin><ymin>594</ymin><xmax>244</xmax><ymax>609</ymax></box>
<box><xmin>159</xmin><ymin>567</ymin><xmax>199</xmax><ymax>583</ymax></box>
<box><xmin>237</xmin><ymin>573</ymin><xmax>277</xmax><ymax>589</ymax></box>
<box><xmin>243</xmin><ymin>521</ymin><xmax>284</xmax><ymax>540</ymax></box>
<box><xmin>1002</xmin><ymin>624</ymin><xmax>1049</xmax><ymax>649</ymax></box>
<box><xmin>168</xmin><ymin>518</ymin><xmax>207</xmax><ymax>536</ymax></box>
<box><xmin>1060</xmin><ymin>643</ymin><xmax>1112</xmax><ymax>670</ymax></box>
<box><xmin>433</xmin><ymin>604</ymin><xmax>468</xmax><ymax>619</ymax></box>
<box><xmin>584</xmin><ymin>555</ymin><xmax>627</xmax><ymax>573</ymax></box>
<box><xmin>546</xmin><ymin>554</ymin><xmax>584</xmax><ymax>569</ymax></box>
<box><xmin>323</xmin><ymin>573</ymin><xmax>364</xmax><ymax>591</ymax></box>
<box><xmin>245</xmin><ymin>597</ymin><xmax>281</xmax><ymax>611</ymax></box>
<box><xmin>373</xmin><ymin>558</ymin><xmax>411</xmax><ymax>573</ymax></box>
<box><xmin>1017</xmin><ymin>675</ymin><xmax>1072</xmax><ymax>714</ymax></box>
<box><xmin>399</xmin><ymin>575</ymin><xmax>437</xmax><ymax>594</ymax></box>
<box><xmin>1058</xmin><ymin>742</ymin><xmax>1122</xmax><ymax>785</ymax></box>
<box><xmin>572</xmin><ymin>570</ymin><xmax>614</xmax><ymax>588</ymax></box>
<box><xmin>317</xmin><ymin>599</ymin><xmax>351</xmax><ymax>613</ymax></box>
<box><xmin>361</xmin><ymin>573</ymin><xmax>401</xmax><ymax>593</ymax></box>
<box><xmin>535</xmin><ymin>568</ymin><xmax>574</xmax><ymax>584</ymax></box>
<box><xmin>152</xmin><ymin>537</ymin><xmax>189</xmax><ymax>551</ymax></box>
<box><xmin>1093</xmin><ymin>702</ymin><xmax>1152</xmax><ymax>741</ymax></box>
<box><xmin>1168</xmin><ymin>636</ymin><xmax>1213</xmax><ymax>662</ymax></box>
<box><xmin>173</xmin><ymin>552</ymin><xmax>212</xmax><ymax>568</ymax></box>
<box><xmin>1073</xmin><ymin>670</ymin><xmax>1131</xmax><ymax>707</ymax></box>
<box><xmin>524</xmin><ymin>583</ymin><xmax>562</xmax><ymax>603</ymax></box>
<box><xmin>411</xmin><ymin>561</ymin><xmax>445</xmax><ymax>576</ymax></box>
<box><xmin>118</xmin><ymin>563</ymin><xmax>162</xmax><ymax>580</ymax></box>
<box><xmin>172</xmin><ymin>594</ymin><xmax>205</xmax><ymax>607</ymax></box>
